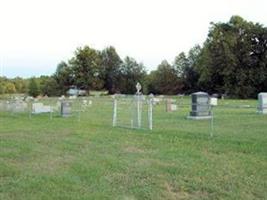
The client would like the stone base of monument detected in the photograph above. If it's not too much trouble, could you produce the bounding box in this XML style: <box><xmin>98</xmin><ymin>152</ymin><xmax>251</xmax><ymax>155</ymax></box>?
<box><xmin>187</xmin><ymin>115</ymin><xmax>212</xmax><ymax>120</ymax></box>
<box><xmin>257</xmin><ymin>110</ymin><xmax>267</xmax><ymax>114</ymax></box>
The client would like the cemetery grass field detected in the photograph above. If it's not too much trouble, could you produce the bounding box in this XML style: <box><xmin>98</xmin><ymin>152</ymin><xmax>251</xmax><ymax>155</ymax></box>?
<box><xmin>0</xmin><ymin>97</ymin><xmax>267</xmax><ymax>200</ymax></box>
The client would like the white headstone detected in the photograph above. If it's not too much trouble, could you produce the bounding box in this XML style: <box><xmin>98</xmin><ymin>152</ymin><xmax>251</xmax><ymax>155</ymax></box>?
<box><xmin>210</xmin><ymin>97</ymin><xmax>218</xmax><ymax>106</ymax></box>
<box><xmin>69</xmin><ymin>95</ymin><xmax>77</xmax><ymax>99</ymax></box>
<box><xmin>32</xmin><ymin>103</ymin><xmax>51</xmax><ymax>114</ymax></box>
<box><xmin>166</xmin><ymin>98</ymin><xmax>177</xmax><ymax>112</ymax></box>
<box><xmin>170</xmin><ymin>104</ymin><xmax>177</xmax><ymax>111</ymax></box>
<box><xmin>258</xmin><ymin>92</ymin><xmax>267</xmax><ymax>114</ymax></box>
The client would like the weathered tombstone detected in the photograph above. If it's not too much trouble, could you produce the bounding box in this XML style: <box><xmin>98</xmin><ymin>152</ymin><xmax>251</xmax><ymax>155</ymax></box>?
<box><xmin>258</xmin><ymin>92</ymin><xmax>267</xmax><ymax>114</ymax></box>
<box><xmin>171</xmin><ymin>104</ymin><xmax>177</xmax><ymax>111</ymax></box>
<box><xmin>60</xmin><ymin>101</ymin><xmax>72</xmax><ymax>117</ymax></box>
<box><xmin>188</xmin><ymin>92</ymin><xmax>212</xmax><ymax>119</ymax></box>
<box><xmin>69</xmin><ymin>95</ymin><xmax>77</xmax><ymax>100</ymax></box>
<box><xmin>12</xmin><ymin>101</ymin><xmax>28</xmax><ymax>112</ymax></box>
<box><xmin>32</xmin><ymin>103</ymin><xmax>51</xmax><ymax>114</ymax></box>
<box><xmin>153</xmin><ymin>97</ymin><xmax>161</xmax><ymax>105</ymax></box>
<box><xmin>210</xmin><ymin>97</ymin><xmax>218</xmax><ymax>106</ymax></box>
<box><xmin>166</xmin><ymin>98</ymin><xmax>177</xmax><ymax>112</ymax></box>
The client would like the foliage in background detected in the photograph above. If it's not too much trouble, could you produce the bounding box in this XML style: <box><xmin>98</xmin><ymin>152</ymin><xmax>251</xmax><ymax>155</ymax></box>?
<box><xmin>147</xmin><ymin>60</ymin><xmax>183</xmax><ymax>94</ymax></box>
<box><xmin>101</xmin><ymin>46</ymin><xmax>123</xmax><ymax>94</ymax></box>
<box><xmin>197</xmin><ymin>16</ymin><xmax>267</xmax><ymax>98</ymax></box>
<box><xmin>28</xmin><ymin>78</ymin><xmax>40</xmax><ymax>97</ymax></box>
<box><xmin>0</xmin><ymin>16</ymin><xmax>266</xmax><ymax>98</ymax></box>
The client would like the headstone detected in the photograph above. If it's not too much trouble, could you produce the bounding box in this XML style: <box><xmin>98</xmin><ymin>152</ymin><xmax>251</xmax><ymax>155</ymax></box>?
<box><xmin>166</xmin><ymin>99</ymin><xmax>177</xmax><ymax>112</ymax></box>
<box><xmin>60</xmin><ymin>101</ymin><xmax>72</xmax><ymax>117</ymax></box>
<box><xmin>171</xmin><ymin>104</ymin><xmax>177</xmax><ymax>111</ymax></box>
<box><xmin>188</xmin><ymin>91</ymin><xmax>211</xmax><ymax>120</ymax></box>
<box><xmin>210</xmin><ymin>97</ymin><xmax>218</xmax><ymax>106</ymax></box>
<box><xmin>25</xmin><ymin>96</ymin><xmax>34</xmax><ymax>102</ymax></box>
<box><xmin>12</xmin><ymin>101</ymin><xmax>28</xmax><ymax>112</ymax></box>
<box><xmin>258</xmin><ymin>92</ymin><xmax>267</xmax><ymax>114</ymax></box>
<box><xmin>4</xmin><ymin>100</ymin><xmax>27</xmax><ymax>113</ymax></box>
<box><xmin>32</xmin><ymin>103</ymin><xmax>51</xmax><ymax>114</ymax></box>
<box><xmin>59</xmin><ymin>95</ymin><xmax>65</xmax><ymax>101</ymax></box>
<box><xmin>69</xmin><ymin>95</ymin><xmax>77</xmax><ymax>99</ymax></box>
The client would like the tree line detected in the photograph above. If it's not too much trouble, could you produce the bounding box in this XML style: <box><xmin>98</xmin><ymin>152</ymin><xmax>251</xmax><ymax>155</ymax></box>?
<box><xmin>1</xmin><ymin>16</ymin><xmax>266</xmax><ymax>98</ymax></box>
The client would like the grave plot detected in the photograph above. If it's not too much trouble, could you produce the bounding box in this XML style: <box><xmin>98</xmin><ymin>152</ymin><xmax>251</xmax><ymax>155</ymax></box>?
<box><xmin>112</xmin><ymin>83</ymin><xmax>153</xmax><ymax>130</ymax></box>
<box><xmin>210</xmin><ymin>98</ymin><xmax>259</xmax><ymax>137</ymax></box>
<box><xmin>31</xmin><ymin>97</ymin><xmax>85</xmax><ymax>120</ymax></box>
<box><xmin>0</xmin><ymin>99</ymin><xmax>29</xmax><ymax>117</ymax></box>
<box><xmin>112</xmin><ymin>94</ymin><xmax>153</xmax><ymax>130</ymax></box>
<box><xmin>28</xmin><ymin>98</ymin><xmax>59</xmax><ymax>119</ymax></box>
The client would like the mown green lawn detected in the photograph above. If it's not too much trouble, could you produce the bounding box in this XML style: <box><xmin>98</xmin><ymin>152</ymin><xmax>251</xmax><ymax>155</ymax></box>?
<box><xmin>0</xmin><ymin>97</ymin><xmax>267</xmax><ymax>200</ymax></box>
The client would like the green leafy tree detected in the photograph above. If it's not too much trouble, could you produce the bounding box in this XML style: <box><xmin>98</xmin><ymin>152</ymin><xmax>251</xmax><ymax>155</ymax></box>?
<box><xmin>28</xmin><ymin>78</ymin><xmax>40</xmax><ymax>97</ymax></box>
<box><xmin>5</xmin><ymin>82</ymin><xmax>16</xmax><ymax>94</ymax></box>
<box><xmin>147</xmin><ymin>60</ymin><xmax>182</xmax><ymax>94</ymax></box>
<box><xmin>118</xmin><ymin>57</ymin><xmax>147</xmax><ymax>94</ymax></box>
<box><xmin>54</xmin><ymin>61</ymin><xmax>74</xmax><ymax>95</ymax></box>
<box><xmin>41</xmin><ymin>77</ymin><xmax>60</xmax><ymax>96</ymax></box>
<box><xmin>101</xmin><ymin>46</ymin><xmax>122</xmax><ymax>94</ymax></box>
<box><xmin>197</xmin><ymin>16</ymin><xmax>267</xmax><ymax>98</ymax></box>
<box><xmin>12</xmin><ymin>77</ymin><xmax>27</xmax><ymax>93</ymax></box>
<box><xmin>174</xmin><ymin>52</ymin><xmax>189</xmax><ymax>78</ymax></box>
<box><xmin>70</xmin><ymin>46</ymin><xmax>104</xmax><ymax>91</ymax></box>
<box><xmin>173</xmin><ymin>46</ymin><xmax>201</xmax><ymax>94</ymax></box>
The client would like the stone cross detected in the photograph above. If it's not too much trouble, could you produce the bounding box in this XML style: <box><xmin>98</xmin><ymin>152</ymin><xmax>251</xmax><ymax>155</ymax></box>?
<box><xmin>136</xmin><ymin>82</ymin><xmax>142</xmax><ymax>94</ymax></box>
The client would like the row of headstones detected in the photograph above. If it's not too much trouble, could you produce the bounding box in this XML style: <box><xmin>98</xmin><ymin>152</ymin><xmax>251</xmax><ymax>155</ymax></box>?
<box><xmin>164</xmin><ymin>91</ymin><xmax>267</xmax><ymax>118</ymax></box>
<box><xmin>32</xmin><ymin>99</ymin><xmax>92</xmax><ymax>117</ymax></box>
<box><xmin>188</xmin><ymin>92</ymin><xmax>267</xmax><ymax>119</ymax></box>
<box><xmin>0</xmin><ymin>97</ymin><xmax>92</xmax><ymax>117</ymax></box>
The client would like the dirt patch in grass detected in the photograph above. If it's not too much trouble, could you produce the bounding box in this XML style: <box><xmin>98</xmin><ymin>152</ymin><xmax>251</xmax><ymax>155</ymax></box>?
<box><xmin>164</xmin><ymin>181</ymin><xmax>189</xmax><ymax>200</ymax></box>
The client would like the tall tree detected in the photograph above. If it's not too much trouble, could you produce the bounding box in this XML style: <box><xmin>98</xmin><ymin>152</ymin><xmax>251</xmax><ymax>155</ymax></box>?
<box><xmin>28</xmin><ymin>78</ymin><xmax>40</xmax><ymax>97</ymax></box>
<box><xmin>54</xmin><ymin>61</ymin><xmax>73</xmax><ymax>95</ymax></box>
<box><xmin>70</xmin><ymin>46</ymin><xmax>104</xmax><ymax>91</ymax></box>
<box><xmin>12</xmin><ymin>77</ymin><xmax>27</xmax><ymax>93</ymax></box>
<box><xmin>118</xmin><ymin>57</ymin><xmax>147</xmax><ymax>94</ymax></box>
<box><xmin>197</xmin><ymin>16</ymin><xmax>267</xmax><ymax>98</ymax></box>
<box><xmin>173</xmin><ymin>46</ymin><xmax>201</xmax><ymax>94</ymax></box>
<box><xmin>147</xmin><ymin>60</ymin><xmax>182</xmax><ymax>94</ymax></box>
<box><xmin>101</xmin><ymin>46</ymin><xmax>122</xmax><ymax>94</ymax></box>
<box><xmin>41</xmin><ymin>77</ymin><xmax>60</xmax><ymax>96</ymax></box>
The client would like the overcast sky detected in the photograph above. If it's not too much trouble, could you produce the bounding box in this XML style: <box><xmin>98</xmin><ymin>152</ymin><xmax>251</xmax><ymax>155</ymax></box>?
<box><xmin>0</xmin><ymin>0</ymin><xmax>266</xmax><ymax>78</ymax></box>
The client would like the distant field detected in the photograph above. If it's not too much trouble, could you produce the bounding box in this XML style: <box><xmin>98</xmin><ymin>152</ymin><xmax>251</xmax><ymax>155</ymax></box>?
<box><xmin>0</xmin><ymin>96</ymin><xmax>267</xmax><ymax>200</ymax></box>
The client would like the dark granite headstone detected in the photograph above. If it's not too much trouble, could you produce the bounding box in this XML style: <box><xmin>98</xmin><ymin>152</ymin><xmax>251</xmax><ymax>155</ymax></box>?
<box><xmin>61</xmin><ymin>101</ymin><xmax>72</xmax><ymax>117</ymax></box>
<box><xmin>188</xmin><ymin>92</ymin><xmax>211</xmax><ymax>119</ymax></box>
